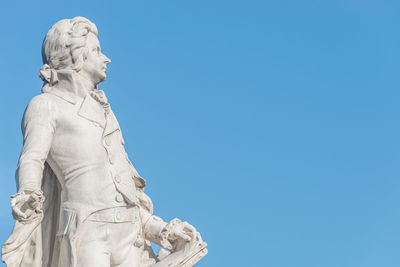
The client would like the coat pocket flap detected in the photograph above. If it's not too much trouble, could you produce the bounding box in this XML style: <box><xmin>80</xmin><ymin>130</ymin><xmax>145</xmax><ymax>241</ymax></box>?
<box><xmin>56</xmin><ymin>209</ymin><xmax>76</xmax><ymax>237</ymax></box>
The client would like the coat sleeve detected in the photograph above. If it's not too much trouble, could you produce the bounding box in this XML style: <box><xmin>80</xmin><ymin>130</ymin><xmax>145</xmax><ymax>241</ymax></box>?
<box><xmin>137</xmin><ymin>189</ymin><xmax>168</xmax><ymax>246</ymax></box>
<box><xmin>16</xmin><ymin>95</ymin><xmax>56</xmax><ymax>192</ymax></box>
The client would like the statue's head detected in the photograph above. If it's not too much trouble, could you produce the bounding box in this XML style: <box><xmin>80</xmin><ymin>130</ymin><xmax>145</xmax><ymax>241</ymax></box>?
<box><xmin>40</xmin><ymin>16</ymin><xmax>111</xmax><ymax>86</ymax></box>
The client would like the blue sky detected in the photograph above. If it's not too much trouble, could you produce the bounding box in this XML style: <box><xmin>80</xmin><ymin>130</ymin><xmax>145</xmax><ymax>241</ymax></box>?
<box><xmin>1</xmin><ymin>1</ymin><xmax>400</xmax><ymax>266</ymax></box>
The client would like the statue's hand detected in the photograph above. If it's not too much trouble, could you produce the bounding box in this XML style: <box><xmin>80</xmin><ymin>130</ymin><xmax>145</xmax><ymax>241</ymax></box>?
<box><xmin>11</xmin><ymin>190</ymin><xmax>44</xmax><ymax>222</ymax></box>
<box><xmin>160</xmin><ymin>218</ymin><xmax>198</xmax><ymax>251</ymax></box>
<box><xmin>168</xmin><ymin>221</ymin><xmax>196</xmax><ymax>243</ymax></box>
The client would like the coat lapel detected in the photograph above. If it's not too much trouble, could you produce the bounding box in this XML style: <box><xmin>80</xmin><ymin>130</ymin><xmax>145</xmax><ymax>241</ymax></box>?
<box><xmin>104</xmin><ymin>110</ymin><xmax>120</xmax><ymax>136</ymax></box>
<box><xmin>46</xmin><ymin>83</ymin><xmax>118</xmax><ymax>134</ymax></box>
<box><xmin>78</xmin><ymin>94</ymin><xmax>106</xmax><ymax>128</ymax></box>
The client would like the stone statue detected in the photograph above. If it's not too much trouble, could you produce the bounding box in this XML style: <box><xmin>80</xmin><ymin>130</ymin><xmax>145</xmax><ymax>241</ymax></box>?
<box><xmin>2</xmin><ymin>17</ymin><xmax>207</xmax><ymax>267</ymax></box>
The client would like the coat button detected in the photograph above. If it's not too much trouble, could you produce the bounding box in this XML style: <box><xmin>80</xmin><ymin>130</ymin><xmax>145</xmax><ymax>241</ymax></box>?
<box><xmin>134</xmin><ymin>236</ymin><xmax>144</xmax><ymax>248</ymax></box>
<box><xmin>115</xmin><ymin>175</ymin><xmax>121</xmax><ymax>183</ymax></box>
<box><xmin>115</xmin><ymin>211</ymin><xmax>121</xmax><ymax>221</ymax></box>
<box><xmin>116</xmin><ymin>193</ymin><xmax>124</xmax><ymax>202</ymax></box>
<box><xmin>105</xmin><ymin>136</ymin><xmax>111</xmax><ymax>146</ymax></box>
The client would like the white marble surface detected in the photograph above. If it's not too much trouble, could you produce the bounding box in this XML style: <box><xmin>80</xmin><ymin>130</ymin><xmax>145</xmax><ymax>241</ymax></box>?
<box><xmin>2</xmin><ymin>16</ymin><xmax>207</xmax><ymax>267</ymax></box>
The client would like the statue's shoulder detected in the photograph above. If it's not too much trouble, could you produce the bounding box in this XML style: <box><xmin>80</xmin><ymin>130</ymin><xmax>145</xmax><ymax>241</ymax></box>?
<box><xmin>24</xmin><ymin>93</ymin><xmax>58</xmax><ymax>117</ymax></box>
<box><xmin>28</xmin><ymin>92</ymin><xmax>65</xmax><ymax>106</ymax></box>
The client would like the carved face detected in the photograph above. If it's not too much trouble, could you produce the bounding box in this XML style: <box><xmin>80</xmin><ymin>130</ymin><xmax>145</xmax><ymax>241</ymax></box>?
<box><xmin>79</xmin><ymin>32</ymin><xmax>111</xmax><ymax>85</ymax></box>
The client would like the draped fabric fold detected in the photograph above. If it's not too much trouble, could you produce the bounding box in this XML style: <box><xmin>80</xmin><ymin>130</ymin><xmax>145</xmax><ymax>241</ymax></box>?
<box><xmin>2</xmin><ymin>164</ymin><xmax>159</xmax><ymax>267</ymax></box>
<box><xmin>2</xmin><ymin>163</ymin><xmax>61</xmax><ymax>267</ymax></box>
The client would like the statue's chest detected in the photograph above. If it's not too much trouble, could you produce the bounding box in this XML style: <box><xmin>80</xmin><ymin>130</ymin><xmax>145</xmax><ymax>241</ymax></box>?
<box><xmin>57</xmin><ymin>111</ymin><xmax>104</xmax><ymax>137</ymax></box>
<box><xmin>54</xmin><ymin>106</ymin><xmax>106</xmax><ymax>143</ymax></box>
<box><xmin>50</xmin><ymin>98</ymin><xmax>123</xmax><ymax>157</ymax></box>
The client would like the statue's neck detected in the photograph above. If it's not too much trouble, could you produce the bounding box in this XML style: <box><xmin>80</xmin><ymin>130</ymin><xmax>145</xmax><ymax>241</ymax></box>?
<box><xmin>56</xmin><ymin>70</ymin><xmax>97</xmax><ymax>99</ymax></box>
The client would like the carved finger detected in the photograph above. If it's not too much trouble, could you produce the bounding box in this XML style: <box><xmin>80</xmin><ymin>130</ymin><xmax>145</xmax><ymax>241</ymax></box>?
<box><xmin>183</xmin><ymin>225</ymin><xmax>195</xmax><ymax>232</ymax></box>
<box><xmin>182</xmin><ymin>221</ymin><xmax>195</xmax><ymax>230</ymax></box>
<box><xmin>29</xmin><ymin>193</ymin><xmax>39</xmax><ymax>202</ymax></box>
<box><xmin>12</xmin><ymin>206</ymin><xmax>27</xmax><ymax>219</ymax></box>
<box><xmin>11</xmin><ymin>194</ymin><xmax>28</xmax><ymax>207</ymax></box>
<box><xmin>185</xmin><ymin>229</ymin><xmax>196</xmax><ymax>239</ymax></box>
<box><xmin>176</xmin><ymin>231</ymin><xmax>191</xmax><ymax>242</ymax></box>
<box><xmin>10</xmin><ymin>198</ymin><xmax>16</xmax><ymax>207</ymax></box>
<box><xmin>182</xmin><ymin>223</ymin><xmax>196</xmax><ymax>236</ymax></box>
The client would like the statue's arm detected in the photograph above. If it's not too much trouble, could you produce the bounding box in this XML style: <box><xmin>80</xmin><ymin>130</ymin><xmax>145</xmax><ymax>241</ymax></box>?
<box><xmin>129</xmin><ymin>162</ymin><xmax>196</xmax><ymax>249</ymax></box>
<box><xmin>11</xmin><ymin>95</ymin><xmax>55</xmax><ymax>221</ymax></box>
<box><xmin>16</xmin><ymin>95</ymin><xmax>56</xmax><ymax>192</ymax></box>
<box><xmin>140</xmin><ymin>206</ymin><xmax>168</xmax><ymax>246</ymax></box>
<box><xmin>138</xmin><ymin>191</ymin><xmax>195</xmax><ymax>250</ymax></box>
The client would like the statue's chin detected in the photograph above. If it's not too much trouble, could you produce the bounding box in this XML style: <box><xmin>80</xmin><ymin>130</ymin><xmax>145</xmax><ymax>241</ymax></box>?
<box><xmin>97</xmin><ymin>73</ymin><xmax>107</xmax><ymax>84</ymax></box>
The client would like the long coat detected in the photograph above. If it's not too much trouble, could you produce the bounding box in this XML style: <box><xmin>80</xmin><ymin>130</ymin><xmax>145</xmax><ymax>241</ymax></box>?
<box><xmin>2</xmin><ymin>75</ymin><xmax>165</xmax><ymax>267</ymax></box>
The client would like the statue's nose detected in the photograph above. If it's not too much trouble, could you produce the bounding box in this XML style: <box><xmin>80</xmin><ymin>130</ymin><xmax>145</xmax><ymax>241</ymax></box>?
<box><xmin>103</xmin><ymin>54</ymin><xmax>111</xmax><ymax>64</ymax></box>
